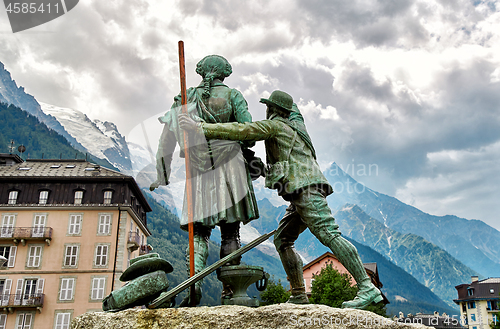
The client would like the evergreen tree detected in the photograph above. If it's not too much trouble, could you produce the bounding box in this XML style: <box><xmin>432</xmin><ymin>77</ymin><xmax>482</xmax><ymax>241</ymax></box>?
<box><xmin>260</xmin><ymin>278</ymin><xmax>291</xmax><ymax>305</ymax></box>
<box><xmin>310</xmin><ymin>263</ymin><xmax>387</xmax><ymax>316</ymax></box>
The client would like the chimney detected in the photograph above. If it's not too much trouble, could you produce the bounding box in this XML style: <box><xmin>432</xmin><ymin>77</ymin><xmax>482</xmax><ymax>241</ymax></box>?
<box><xmin>471</xmin><ymin>276</ymin><xmax>479</xmax><ymax>282</ymax></box>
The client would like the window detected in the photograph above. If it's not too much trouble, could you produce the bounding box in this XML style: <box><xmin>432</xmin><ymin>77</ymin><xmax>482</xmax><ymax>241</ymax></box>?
<box><xmin>471</xmin><ymin>314</ymin><xmax>476</xmax><ymax>322</ymax></box>
<box><xmin>8</xmin><ymin>191</ymin><xmax>18</xmax><ymax>204</ymax></box>
<box><xmin>38</xmin><ymin>191</ymin><xmax>49</xmax><ymax>204</ymax></box>
<box><xmin>68</xmin><ymin>214</ymin><xmax>82</xmax><ymax>235</ymax></box>
<box><xmin>1</xmin><ymin>214</ymin><xmax>15</xmax><ymax>238</ymax></box>
<box><xmin>64</xmin><ymin>245</ymin><xmax>79</xmax><ymax>267</ymax></box>
<box><xmin>91</xmin><ymin>277</ymin><xmax>106</xmax><ymax>301</ymax></box>
<box><xmin>74</xmin><ymin>191</ymin><xmax>83</xmax><ymax>205</ymax></box>
<box><xmin>462</xmin><ymin>302</ymin><xmax>467</xmax><ymax>312</ymax></box>
<box><xmin>0</xmin><ymin>246</ymin><xmax>17</xmax><ymax>268</ymax></box>
<box><xmin>14</xmin><ymin>278</ymin><xmax>44</xmax><ymax>306</ymax></box>
<box><xmin>310</xmin><ymin>278</ymin><xmax>315</xmax><ymax>289</ymax></box>
<box><xmin>0</xmin><ymin>314</ymin><xmax>6</xmax><ymax>329</ymax></box>
<box><xmin>16</xmin><ymin>313</ymin><xmax>33</xmax><ymax>329</ymax></box>
<box><xmin>0</xmin><ymin>279</ymin><xmax>12</xmax><ymax>306</ymax></box>
<box><xmin>468</xmin><ymin>287</ymin><xmax>474</xmax><ymax>296</ymax></box>
<box><xmin>27</xmin><ymin>246</ymin><xmax>42</xmax><ymax>268</ymax></box>
<box><xmin>94</xmin><ymin>245</ymin><xmax>109</xmax><ymax>267</ymax></box>
<box><xmin>54</xmin><ymin>313</ymin><xmax>71</xmax><ymax>329</ymax></box>
<box><xmin>98</xmin><ymin>214</ymin><xmax>111</xmax><ymax>235</ymax></box>
<box><xmin>103</xmin><ymin>191</ymin><xmax>113</xmax><ymax>204</ymax></box>
<box><xmin>32</xmin><ymin>214</ymin><xmax>46</xmax><ymax>238</ymax></box>
<box><xmin>491</xmin><ymin>289</ymin><xmax>496</xmax><ymax>294</ymax></box>
<box><xmin>468</xmin><ymin>301</ymin><xmax>476</xmax><ymax>309</ymax></box>
<box><xmin>59</xmin><ymin>278</ymin><xmax>75</xmax><ymax>301</ymax></box>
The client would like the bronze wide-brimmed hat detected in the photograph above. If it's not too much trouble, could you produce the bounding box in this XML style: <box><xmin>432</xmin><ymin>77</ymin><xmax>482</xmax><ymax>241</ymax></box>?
<box><xmin>260</xmin><ymin>90</ymin><xmax>293</xmax><ymax>112</ymax></box>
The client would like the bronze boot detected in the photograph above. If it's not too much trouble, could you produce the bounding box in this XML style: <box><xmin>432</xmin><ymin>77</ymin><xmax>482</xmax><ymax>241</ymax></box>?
<box><xmin>327</xmin><ymin>236</ymin><xmax>382</xmax><ymax>309</ymax></box>
<box><xmin>278</xmin><ymin>246</ymin><xmax>309</xmax><ymax>304</ymax></box>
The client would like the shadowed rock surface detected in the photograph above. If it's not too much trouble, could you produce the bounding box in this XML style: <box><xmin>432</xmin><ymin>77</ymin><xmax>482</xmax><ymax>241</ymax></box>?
<box><xmin>71</xmin><ymin>304</ymin><xmax>428</xmax><ymax>329</ymax></box>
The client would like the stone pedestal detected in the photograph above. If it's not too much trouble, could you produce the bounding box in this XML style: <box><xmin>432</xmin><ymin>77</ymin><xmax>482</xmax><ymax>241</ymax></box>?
<box><xmin>71</xmin><ymin>304</ymin><xmax>429</xmax><ymax>329</ymax></box>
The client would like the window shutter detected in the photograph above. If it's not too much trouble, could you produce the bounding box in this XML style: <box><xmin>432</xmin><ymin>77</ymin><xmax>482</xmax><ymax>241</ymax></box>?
<box><xmin>91</xmin><ymin>279</ymin><xmax>98</xmax><ymax>300</ymax></box>
<box><xmin>14</xmin><ymin>279</ymin><xmax>23</xmax><ymax>305</ymax></box>
<box><xmin>23</xmin><ymin>313</ymin><xmax>32</xmax><ymax>329</ymax></box>
<box><xmin>8</xmin><ymin>246</ymin><xmax>16</xmax><ymax>267</ymax></box>
<box><xmin>0</xmin><ymin>314</ymin><xmax>6</xmax><ymax>329</ymax></box>
<box><xmin>59</xmin><ymin>280</ymin><xmax>67</xmax><ymax>300</ymax></box>
<box><xmin>102</xmin><ymin>245</ymin><xmax>108</xmax><ymax>265</ymax></box>
<box><xmin>36</xmin><ymin>278</ymin><xmax>45</xmax><ymax>295</ymax></box>
<box><xmin>2</xmin><ymin>279</ymin><xmax>11</xmax><ymax>306</ymax></box>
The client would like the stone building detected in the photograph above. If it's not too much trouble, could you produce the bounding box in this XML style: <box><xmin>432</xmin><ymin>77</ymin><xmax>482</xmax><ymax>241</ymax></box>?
<box><xmin>0</xmin><ymin>154</ymin><xmax>151</xmax><ymax>329</ymax></box>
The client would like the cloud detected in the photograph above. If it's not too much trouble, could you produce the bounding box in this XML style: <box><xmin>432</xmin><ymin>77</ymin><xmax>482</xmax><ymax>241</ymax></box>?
<box><xmin>1</xmin><ymin>0</ymin><xmax>500</xmax><ymax>228</ymax></box>
<box><xmin>395</xmin><ymin>140</ymin><xmax>500</xmax><ymax>229</ymax></box>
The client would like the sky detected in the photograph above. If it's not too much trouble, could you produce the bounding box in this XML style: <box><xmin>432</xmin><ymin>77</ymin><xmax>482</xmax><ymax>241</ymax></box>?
<box><xmin>1</xmin><ymin>0</ymin><xmax>499</xmax><ymax>230</ymax></box>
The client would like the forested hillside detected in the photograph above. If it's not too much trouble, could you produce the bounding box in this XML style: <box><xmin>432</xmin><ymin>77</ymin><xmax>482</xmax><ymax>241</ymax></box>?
<box><xmin>0</xmin><ymin>102</ymin><xmax>115</xmax><ymax>169</ymax></box>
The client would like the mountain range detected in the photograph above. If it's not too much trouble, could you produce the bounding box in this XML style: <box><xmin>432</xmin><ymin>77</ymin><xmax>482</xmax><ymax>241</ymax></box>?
<box><xmin>0</xmin><ymin>62</ymin><xmax>133</xmax><ymax>172</ymax></box>
<box><xmin>2</xmin><ymin>60</ymin><xmax>497</xmax><ymax>314</ymax></box>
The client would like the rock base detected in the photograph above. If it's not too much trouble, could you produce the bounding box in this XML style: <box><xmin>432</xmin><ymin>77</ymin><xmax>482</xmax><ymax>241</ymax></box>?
<box><xmin>71</xmin><ymin>304</ymin><xmax>428</xmax><ymax>329</ymax></box>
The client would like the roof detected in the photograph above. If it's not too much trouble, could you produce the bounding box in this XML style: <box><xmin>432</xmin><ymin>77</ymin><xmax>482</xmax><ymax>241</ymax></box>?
<box><xmin>454</xmin><ymin>277</ymin><xmax>500</xmax><ymax>302</ymax></box>
<box><xmin>303</xmin><ymin>251</ymin><xmax>338</xmax><ymax>271</ymax></box>
<box><xmin>0</xmin><ymin>153</ymin><xmax>23</xmax><ymax>164</ymax></box>
<box><xmin>480</xmin><ymin>278</ymin><xmax>500</xmax><ymax>284</ymax></box>
<box><xmin>0</xmin><ymin>159</ymin><xmax>124</xmax><ymax>179</ymax></box>
<box><xmin>0</xmin><ymin>159</ymin><xmax>152</xmax><ymax>213</ymax></box>
<box><xmin>303</xmin><ymin>252</ymin><xmax>378</xmax><ymax>275</ymax></box>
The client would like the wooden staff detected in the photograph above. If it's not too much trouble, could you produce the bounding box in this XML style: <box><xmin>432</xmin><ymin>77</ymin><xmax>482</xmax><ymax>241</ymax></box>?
<box><xmin>178</xmin><ymin>40</ymin><xmax>196</xmax><ymax>306</ymax></box>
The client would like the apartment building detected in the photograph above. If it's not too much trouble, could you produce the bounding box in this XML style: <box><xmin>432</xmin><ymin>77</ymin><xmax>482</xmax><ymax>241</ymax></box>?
<box><xmin>0</xmin><ymin>154</ymin><xmax>151</xmax><ymax>329</ymax></box>
<box><xmin>454</xmin><ymin>276</ymin><xmax>500</xmax><ymax>329</ymax></box>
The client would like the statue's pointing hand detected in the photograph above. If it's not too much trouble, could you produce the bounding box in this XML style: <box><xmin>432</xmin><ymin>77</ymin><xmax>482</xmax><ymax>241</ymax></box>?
<box><xmin>178</xmin><ymin>113</ymin><xmax>199</xmax><ymax>131</ymax></box>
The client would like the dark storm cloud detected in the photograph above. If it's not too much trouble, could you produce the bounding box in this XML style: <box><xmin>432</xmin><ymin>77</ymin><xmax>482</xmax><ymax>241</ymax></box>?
<box><xmin>330</xmin><ymin>58</ymin><xmax>500</xmax><ymax>190</ymax></box>
<box><xmin>231</xmin><ymin>53</ymin><xmax>500</xmax><ymax>200</ymax></box>
<box><xmin>2</xmin><ymin>1</ymin><xmax>173</xmax><ymax>133</ymax></box>
<box><xmin>295</xmin><ymin>0</ymin><xmax>429</xmax><ymax>47</ymax></box>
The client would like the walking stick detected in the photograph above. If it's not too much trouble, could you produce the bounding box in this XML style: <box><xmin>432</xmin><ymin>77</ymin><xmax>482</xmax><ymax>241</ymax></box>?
<box><xmin>178</xmin><ymin>41</ymin><xmax>196</xmax><ymax>307</ymax></box>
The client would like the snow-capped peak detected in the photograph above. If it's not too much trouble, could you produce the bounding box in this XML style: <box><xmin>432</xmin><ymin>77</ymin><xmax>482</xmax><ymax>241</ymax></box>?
<box><xmin>39</xmin><ymin>102</ymin><xmax>132</xmax><ymax>171</ymax></box>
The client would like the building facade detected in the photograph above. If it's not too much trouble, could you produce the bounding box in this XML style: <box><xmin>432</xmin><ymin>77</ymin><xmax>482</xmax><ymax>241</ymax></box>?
<box><xmin>454</xmin><ymin>276</ymin><xmax>500</xmax><ymax>329</ymax></box>
<box><xmin>302</xmin><ymin>251</ymin><xmax>385</xmax><ymax>300</ymax></box>
<box><xmin>0</xmin><ymin>155</ymin><xmax>151</xmax><ymax>329</ymax></box>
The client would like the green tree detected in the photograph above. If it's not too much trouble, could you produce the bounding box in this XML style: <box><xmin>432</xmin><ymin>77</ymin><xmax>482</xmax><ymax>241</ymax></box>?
<box><xmin>260</xmin><ymin>278</ymin><xmax>291</xmax><ymax>306</ymax></box>
<box><xmin>310</xmin><ymin>263</ymin><xmax>387</xmax><ymax>316</ymax></box>
<box><xmin>492</xmin><ymin>313</ymin><xmax>500</xmax><ymax>329</ymax></box>
<box><xmin>492</xmin><ymin>295</ymin><xmax>500</xmax><ymax>329</ymax></box>
<box><xmin>309</xmin><ymin>263</ymin><xmax>357</xmax><ymax>308</ymax></box>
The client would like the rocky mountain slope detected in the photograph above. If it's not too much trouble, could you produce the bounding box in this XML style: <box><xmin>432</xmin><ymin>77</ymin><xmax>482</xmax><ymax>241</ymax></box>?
<box><xmin>39</xmin><ymin>102</ymin><xmax>132</xmax><ymax>172</ymax></box>
<box><xmin>324</xmin><ymin>162</ymin><xmax>500</xmax><ymax>278</ymax></box>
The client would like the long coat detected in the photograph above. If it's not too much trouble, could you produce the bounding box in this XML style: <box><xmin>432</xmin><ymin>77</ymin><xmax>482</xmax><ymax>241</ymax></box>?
<box><xmin>155</xmin><ymin>83</ymin><xmax>259</xmax><ymax>229</ymax></box>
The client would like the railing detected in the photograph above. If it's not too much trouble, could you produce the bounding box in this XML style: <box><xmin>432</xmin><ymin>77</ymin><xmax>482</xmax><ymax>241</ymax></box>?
<box><xmin>139</xmin><ymin>245</ymin><xmax>151</xmax><ymax>255</ymax></box>
<box><xmin>0</xmin><ymin>293</ymin><xmax>44</xmax><ymax>308</ymax></box>
<box><xmin>127</xmin><ymin>232</ymin><xmax>141</xmax><ymax>246</ymax></box>
<box><xmin>0</xmin><ymin>227</ymin><xmax>52</xmax><ymax>240</ymax></box>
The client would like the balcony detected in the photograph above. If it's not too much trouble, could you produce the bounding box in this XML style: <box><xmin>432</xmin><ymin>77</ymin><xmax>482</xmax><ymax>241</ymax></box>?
<box><xmin>0</xmin><ymin>227</ymin><xmax>53</xmax><ymax>246</ymax></box>
<box><xmin>127</xmin><ymin>232</ymin><xmax>141</xmax><ymax>252</ymax></box>
<box><xmin>0</xmin><ymin>293</ymin><xmax>44</xmax><ymax>313</ymax></box>
<box><xmin>139</xmin><ymin>244</ymin><xmax>152</xmax><ymax>255</ymax></box>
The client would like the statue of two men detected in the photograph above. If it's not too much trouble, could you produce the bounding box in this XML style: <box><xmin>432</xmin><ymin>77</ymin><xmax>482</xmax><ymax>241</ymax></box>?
<box><xmin>150</xmin><ymin>55</ymin><xmax>260</xmax><ymax>306</ymax></box>
<box><xmin>153</xmin><ymin>55</ymin><xmax>383</xmax><ymax>309</ymax></box>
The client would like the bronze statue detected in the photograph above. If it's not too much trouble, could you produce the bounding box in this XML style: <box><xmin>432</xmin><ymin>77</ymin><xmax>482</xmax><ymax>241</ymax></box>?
<box><xmin>179</xmin><ymin>90</ymin><xmax>383</xmax><ymax>310</ymax></box>
<box><xmin>150</xmin><ymin>55</ymin><xmax>260</xmax><ymax>306</ymax></box>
